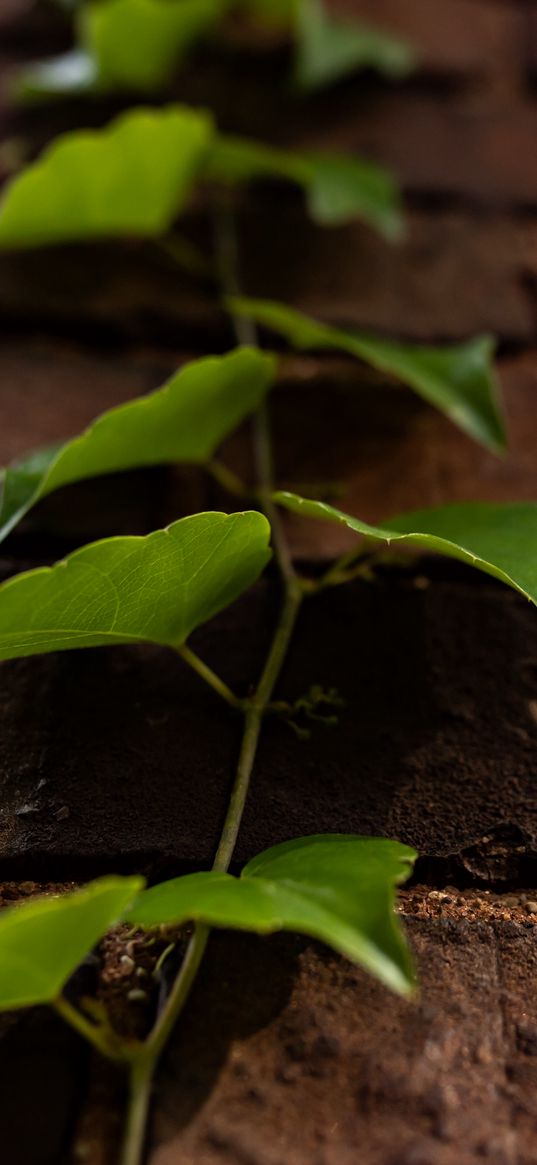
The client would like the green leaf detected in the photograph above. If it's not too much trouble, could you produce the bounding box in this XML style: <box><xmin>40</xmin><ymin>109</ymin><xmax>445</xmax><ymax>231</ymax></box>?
<box><xmin>81</xmin><ymin>0</ymin><xmax>230</xmax><ymax>93</ymax></box>
<box><xmin>294</xmin><ymin>0</ymin><xmax>415</xmax><ymax>90</ymax></box>
<box><xmin>126</xmin><ymin>835</ymin><xmax>416</xmax><ymax>994</ymax></box>
<box><xmin>0</xmin><ymin>101</ymin><xmax>399</xmax><ymax>244</ymax></box>
<box><xmin>0</xmin><ymin>105</ymin><xmax>213</xmax><ymax>249</ymax></box>
<box><xmin>0</xmin><ymin>876</ymin><xmax>143</xmax><ymax>1010</ymax></box>
<box><xmin>276</xmin><ymin>493</ymin><xmax>537</xmax><ymax>604</ymax></box>
<box><xmin>0</xmin><ymin>512</ymin><xmax>271</xmax><ymax>661</ymax></box>
<box><xmin>230</xmin><ymin>298</ymin><xmax>505</xmax><ymax>452</ymax></box>
<box><xmin>17</xmin><ymin>0</ymin><xmax>230</xmax><ymax>99</ymax></box>
<box><xmin>0</xmin><ymin>348</ymin><xmax>275</xmax><ymax>546</ymax></box>
<box><xmin>206</xmin><ymin>137</ymin><xmax>403</xmax><ymax>236</ymax></box>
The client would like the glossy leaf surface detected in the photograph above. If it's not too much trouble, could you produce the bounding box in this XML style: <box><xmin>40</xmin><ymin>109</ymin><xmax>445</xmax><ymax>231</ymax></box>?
<box><xmin>230</xmin><ymin>298</ymin><xmax>505</xmax><ymax>452</ymax></box>
<box><xmin>207</xmin><ymin>137</ymin><xmax>402</xmax><ymax>235</ymax></box>
<box><xmin>276</xmin><ymin>493</ymin><xmax>537</xmax><ymax>604</ymax></box>
<box><xmin>0</xmin><ymin>512</ymin><xmax>271</xmax><ymax>660</ymax></box>
<box><xmin>0</xmin><ymin>877</ymin><xmax>143</xmax><ymax>1010</ymax></box>
<box><xmin>294</xmin><ymin>0</ymin><xmax>415</xmax><ymax>90</ymax></box>
<box><xmin>0</xmin><ymin>348</ymin><xmax>275</xmax><ymax>546</ymax></box>
<box><xmin>0</xmin><ymin>106</ymin><xmax>213</xmax><ymax>248</ymax></box>
<box><xmin>126</xmin><ymin>834</ymin><xmax>416</xmax><ymax>994</ymax></box>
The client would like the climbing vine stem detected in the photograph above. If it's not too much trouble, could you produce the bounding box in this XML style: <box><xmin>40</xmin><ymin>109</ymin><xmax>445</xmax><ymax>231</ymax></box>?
<box><xmin>119</xmin><ymin>206</ymin><xmax>303</xmax><ymax>1165</ymax></box>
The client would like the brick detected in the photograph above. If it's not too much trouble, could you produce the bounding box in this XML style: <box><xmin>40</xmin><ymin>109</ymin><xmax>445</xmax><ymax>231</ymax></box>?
<box><xmin>149</xmin><ymin>919</ymin><xmax>537</xmax><ymax>1165</ymax></box>
<box><xmin>334</xmin><ymin>0</ymin><xmax>524</xmax><ymax>82</ymax></box>
<box><xmin>212</xmin><ymin>351</ymin><xmax>537</xmax><ymax>560</ymax></box>
<box><xmin>288</xmin><ymin>96</ymin><xmax>537</xmax><ymax>207</ymax></box>
<box><xmin>0</xmin><ymin>210</ymin><xmax>530</xmax><ymax>345</ymax></box>
<box><xmin>240</xmin><ymin>209</ymin><xmax>533</xmax><ymax>343</ymax></box>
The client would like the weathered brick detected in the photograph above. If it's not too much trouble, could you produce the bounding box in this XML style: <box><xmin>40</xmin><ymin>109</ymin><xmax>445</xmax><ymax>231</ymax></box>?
<box><xmin>335</xmin><ymin>0</ymin><xmax>524</xmax><ymax>82</ymax></box>
<box><xmin>290</xmin><ymin>95</ymin><xmax>537</xmax><ymax>206</ymax></box>
<box><xmin>240</xmin><ymin>209</ymin><xmax>533</xmax><ymax>343</ymax></box>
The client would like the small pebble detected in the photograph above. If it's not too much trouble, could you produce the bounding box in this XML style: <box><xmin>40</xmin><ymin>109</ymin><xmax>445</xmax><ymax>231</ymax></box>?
<box><xmin>502</xmin><ymin>895</ymin><xmax>520</xmax><ymax>908</ymax></box>
<box><xmin>54</xmin><ymin>805</ymin><xmax>70</xmax><ymax>821</ymax></box>
<box><xmin>526</xmin><ymin>901</ymin><xmax>537</xmax><ymax>914</ymax></box>
<box><xmin>119</xmin><ymin>954</ymin><xmax>135</xmax><ymax>972</ymax></box>
<box><xmin>127</xmin><ymin>988</ymin><xmax>149</xmax><ymax>1003</ymax></box>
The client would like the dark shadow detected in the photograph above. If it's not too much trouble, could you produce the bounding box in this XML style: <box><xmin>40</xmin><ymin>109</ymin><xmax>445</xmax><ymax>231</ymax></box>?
<box><xmin>0</xmin><ymin>1007</ymin><xmax>89</xmax><ymax>1165</ymax></box>
<box><xmin>151</xmin><ymin>930</ymin><xmax>301</xmax><ymax>1141</ymax></box>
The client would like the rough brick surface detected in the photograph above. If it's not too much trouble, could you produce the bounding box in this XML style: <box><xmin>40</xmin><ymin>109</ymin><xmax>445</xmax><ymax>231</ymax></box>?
<box><xmin>1</xmin><ymin>4</ymin><xmax>537</xmax><ymax>1164</ymax></box>
<box><xmin>148</xmin><ymin>918</ymin><xmax>537</xmax><ymax>1165</ymax></box>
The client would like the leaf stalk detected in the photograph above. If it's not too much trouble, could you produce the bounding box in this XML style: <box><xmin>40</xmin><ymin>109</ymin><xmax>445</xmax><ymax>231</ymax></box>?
<box><xmin>54</xmin><ymin>996</ymin><xmax>136</xmax><ymax>1064</ymax></box>
<box><xmin>176</xmin><ymin>643</ymin><xmax>243</xmax><ymax>710</ymax></box>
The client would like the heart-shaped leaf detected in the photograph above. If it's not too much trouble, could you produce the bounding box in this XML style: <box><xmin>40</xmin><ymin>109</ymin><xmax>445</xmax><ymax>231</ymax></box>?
<box><xmin>0</xmin><ymin>511</ymin><xmax>271</xmax><ymax>661</ymax></box>
<box><xmin>276</xmin><ymin>492</ymin><xmax>537</xmax><ymax>604</ymax></box>
<box><xmin>0</xmin><ymin>105</ymin><xmax>213</xmax><ymax>248</ymax></box>
<box><xmin>294</xmin><ymin>0</ymin><xmax>415</xmax><ymax>90</ymax></box>
<box><xmin>230</xmin><ymin>298</ymin><xmax>505</xmax><ymax>452</ymax></box>
<box><xmin>206</xmin><ymin>137</ymin><xmax>403</xmax><ymax>236</ymax></box>
<box><xmin>126</xmin><ymin>834</ymin><xmax>416</xmax><ymax>994</ymax></box>
<box><xmin>0</xmin><ymin>877</ymin><xmax>143</xmax><ymax>1010</ymax></box>
<box><xmin>0</xmin><ymin>348</ymin><xmax>275</xmax><ymax>546</ymax></box>
<box><xmin>0</xmin><ymin>103</ymin><xmax>400</xmax><ymax>245</ymax></box>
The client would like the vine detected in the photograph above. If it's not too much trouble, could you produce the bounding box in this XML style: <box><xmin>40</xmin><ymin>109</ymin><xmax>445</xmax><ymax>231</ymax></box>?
<box><xmin>0</xmin><ymin>3</ymin><xmax>533</xmax><ymax>1163</ymax></box>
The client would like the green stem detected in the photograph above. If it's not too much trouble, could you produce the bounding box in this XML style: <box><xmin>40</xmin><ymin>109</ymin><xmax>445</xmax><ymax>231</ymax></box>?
<box><xmin>121</xmin><ymin>1054</ymin><xmax>154</xmax><ymax>1165</ymax></box>
<box><xmin>207</xmin><ymin>459</ymin><xmax>249</xmax><ymax>499</ymax></box>
<box><xmin>213</xmin><ymin>581</ymin><xmax>302</xmax><ymax>870</ymax></box>
<box><xmin>176</xmin><ymin>643</ymin><xmax>243</xmax><ymax>710</ymax></box>
<box><xmin>54</xmin><ymin>996</ymin><xmax>133</xmax><ymax>1064</ymax></box>
<box><xmin>214</xmin><ymin>200</ymin><xmax>256</xmax><ymax>349</ymax></box>
<box><xmin>254</xmin><ymin>403</ymin><xmax>297</xmax><ymax>586</ymax></box>
<box><xmin>214</xmin><ymin>199</ymin><xmax>297</xmax><ymax>587</ymax></box>
<box><xmin>120</xmin><ymin>202</ymin><xmax>303</xmax><ymax>1165</ymax></box>
<box><xmin>156</xmin><ymin>234</ymin><xmax>214</xmax><ymax>281</ymax></box>
<box><xmin>120</xmin><ymin>582</ymin><xmax>301</xmax><ymax>1165</ymax></box>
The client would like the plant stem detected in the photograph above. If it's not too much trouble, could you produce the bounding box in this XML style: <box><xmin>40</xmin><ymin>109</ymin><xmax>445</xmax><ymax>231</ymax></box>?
<box><xmin>214</xmin><ymin>201</ymin><xmax>257</xmax><ymax>348</ymax></box>
<box><xmin>54</xmin><ymin>996</ymin><xmax>133</xmax><ymax>1063</ymax></box>
<box><xmin>156</xmin><ymin>234</ymin><xmax>214</xmax><ymax>281</ymax></box>
<box><xmin>121</xmin><ymin>579</ymin><xmax>302</xmax><ymax>1165</ymax></box>
<box><xmin>214</xmin><ymin>580</ymin><xmax>302</xmax><ymax>869</ymax></box>
<box><xmin>120</xmin><ymin>203</ymin><xmax>303</xmax><ymax>1165</ymax></box>
<box><xmin>214</xmin><ymin>199</ymin><xmax>297</xmax><ymax>587</ymax></box>
<box><xmin>121</xmin><ymin>1054</ymin><xmax>155</xmax><ymax>1165</ymax></box>
<box><xmin>207</xmin><ymin>458</ymin><xmax>249</xmax><ymax>498</ymax></box>
<box><xmin>176</xmin><ymin>643</ymin><xmax>243</xmax><ymax>710</ymax></box>
<box><xmin>254</xmin><ymin>405</ymin><xmax>297</xmax><ymax>586</ymax></box>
